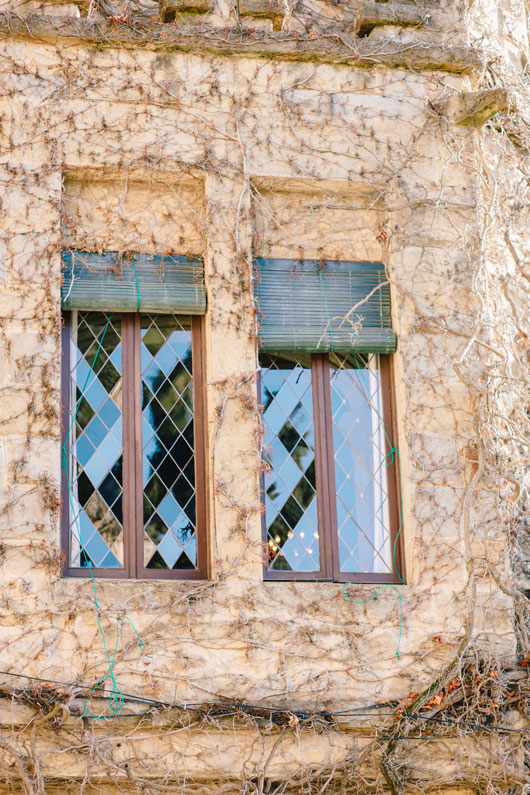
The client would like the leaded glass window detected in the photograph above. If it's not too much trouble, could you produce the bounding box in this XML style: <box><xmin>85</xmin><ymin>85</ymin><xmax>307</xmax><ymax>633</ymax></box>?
<box><xmin>259</xmin><ymin>352</ymin><xmax>402</xmax><ymax>582</ymax></box>
<box><xmin>62</xmin><ymin>311</ymin><xmax>207</xmax><ymax>579</ymax></box>
<box><xmin>66</xmin><ymin>312</ymin><xmax>124</xmax><ymax>570</ymax></box>
<box><xmin>261</xmin><ymin>354</ymin><xmax>319</xmax><ymax>573</ymax></box>
<box><xmin>141</xmin><ymin>315</ymin><xmax>197</xmax><ymax>571</ymax></box>
<box><xmin>329</xmin><ymin>353</ymin><xmax>393</xmax><ymax>576</ymax></box>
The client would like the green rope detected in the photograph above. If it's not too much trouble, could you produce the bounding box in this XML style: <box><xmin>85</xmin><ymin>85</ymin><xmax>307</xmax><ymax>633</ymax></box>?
<box><xmin>317</xmin><ymin>269</ymin><xmax>405</xmax><ymax>581</ymax></box>
<box><xmin>316</xmin><ymin>265</ymin><xmax>405</xmax><ymax>654</ymax></box>
<box><xmin>83</xmin><ymin>569</ymin><xmax>124</xmax><ymax>718</ymax></box>
<box><xmin>343</xmin><ymin>583</ymin><xmax>403</xmax><ymax>659</ymax></box>
<box><xmin>338</xmin><ymin>351</ymin><xmax>405</xmax><ymax>659</ymax></box>
<box><xmin>61</xmin><ymin>313</ymin><xmax>142</xmax><ymax>719</ymax></box>
<box><xmin>131</xmin><ymin>256</ymin><xmax>140</xmax><ymax>312</ymax></box>
<box><xmin>317</xmin><ymin>272</ymin><xmax>404</xmax><ymax>581</ymax></box>
<box><xmin>123</xmin><ymin>616</ymin><xmax>143</xmax><ymax>654</ymax></box>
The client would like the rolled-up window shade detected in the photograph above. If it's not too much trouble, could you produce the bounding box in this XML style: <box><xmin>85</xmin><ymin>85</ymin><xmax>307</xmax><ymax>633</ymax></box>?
<box><xmin>255</xmin><ymin>259</ymin><xmax>396</xmax><ymax>353</ymax></box>
<box><xmin>61</xmin><ymin>250</ymin><xmax>206</xmax><ymax>314</ymax></box>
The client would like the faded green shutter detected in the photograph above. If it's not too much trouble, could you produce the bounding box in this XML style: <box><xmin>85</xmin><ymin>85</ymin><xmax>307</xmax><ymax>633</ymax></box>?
<box><xmin>255</xmin><ymin>259</ymin><xmax>396</xmax><ymax>353</ymax></box>
<box><xmin>61</xmin><ymin>250</ymin><xmax>206</xmax><ymax>314</ymax></box>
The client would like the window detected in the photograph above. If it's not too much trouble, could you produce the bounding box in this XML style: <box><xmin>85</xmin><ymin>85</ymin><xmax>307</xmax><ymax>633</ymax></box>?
<box><xmin>260</xmin><ymin>352</ymin><xmax>401</xmax><ymax>582</ymax></box>
<box><xmin>60</xmin><ymin>251</ymin><xmax>208</xmax><ymax>579</ymax></box>
<box><xmin>255</xmin><ymin>258</ymin><xmax>402</xmax><ymax>583</ymax></box>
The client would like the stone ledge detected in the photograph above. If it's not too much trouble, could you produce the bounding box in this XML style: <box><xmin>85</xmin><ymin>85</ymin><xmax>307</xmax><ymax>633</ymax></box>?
<box><xmin>238</xmin><ymin>0</ymin><xmax>448</xmax><ymax>34</ymax></box>
<box><xmin>0</xmin><ymin>13</ymin><xmax>482</xmax><ymax>72</ymax></box>
<box><xmin>34</xmin><ymin>0</ymin><xmax>453</xmax><ymax>31</ymax></box>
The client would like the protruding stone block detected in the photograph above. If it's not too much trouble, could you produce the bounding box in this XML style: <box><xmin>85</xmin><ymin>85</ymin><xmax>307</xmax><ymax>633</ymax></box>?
<box><xmin>159</xmin><ymin>0</ymin><xmax>212</xmax><ymax>22</ymax></box>
<box><xmin>439</xmin><ymin>89</ymin><xmax>511</xmax><ymax>127</ymax></box>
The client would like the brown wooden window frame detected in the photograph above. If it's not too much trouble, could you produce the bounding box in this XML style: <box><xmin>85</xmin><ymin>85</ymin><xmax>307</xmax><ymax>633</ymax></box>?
<box><xmin>260</xmin><ymin>353</ymin><xmax>404</xmax><ymax>584</ymax></box>
<box><xmin>61</xmin><ymin>311</ymin><xmax>209</xmax><ymax>580</ymax></box>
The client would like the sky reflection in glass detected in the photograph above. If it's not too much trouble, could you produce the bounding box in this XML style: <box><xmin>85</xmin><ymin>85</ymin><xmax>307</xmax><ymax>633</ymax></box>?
<box><xmin>69</xmin><ymin>311</ymin><xmax>124</xmax><ymax>568</ymax></box>
<box><xmin>330</xmin><ymin>353</ymin><xmax>392</xmax><ymax>574</ymax></box>
<box><xmin>261</xmin><ymin>354</ymin><xmax>320</xmax><ymax>572</ymax></box>
<box><xmin>141</xmin><ymin>315</ymin><xmax>196</xmax><ymax>571</ymax></box>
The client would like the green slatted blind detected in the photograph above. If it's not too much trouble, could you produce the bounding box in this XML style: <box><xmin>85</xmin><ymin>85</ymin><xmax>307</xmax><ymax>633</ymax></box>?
<box><xmin>255</xmin><ymin>259</ymin><xmax>396</xmax><ymax>353</ymax></box>
<box><xmin>61</xmin><ymin>251</ymin><xmax>206</xmax><ymax>314</ymax></box>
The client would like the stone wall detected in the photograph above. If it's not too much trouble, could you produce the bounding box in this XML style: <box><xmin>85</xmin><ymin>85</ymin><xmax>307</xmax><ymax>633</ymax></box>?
<box><xmin>0</xmin><ymin>1</ymin><xmax>529</xmax><ymax>791</ymax></box>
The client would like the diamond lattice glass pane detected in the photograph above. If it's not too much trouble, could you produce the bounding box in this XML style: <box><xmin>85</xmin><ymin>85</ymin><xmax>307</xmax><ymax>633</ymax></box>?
<box><xmin>329</xmin><ymin>353</ymin><xmax>392</xmax><ymax>575</ymax></box>
<box><xmin>260</xmin><ymin>354</ymin><xmax>320</xmax><ymax>573</ymax></box>
<box><xmin>141</xmin><ymin>314</ymin><xmax>196</xmax><ymax>571</ymax></box>
<box><xmin>68</xmin><ymin>312</ymin><xmax>124</xmax><ymax>569</ymax></box>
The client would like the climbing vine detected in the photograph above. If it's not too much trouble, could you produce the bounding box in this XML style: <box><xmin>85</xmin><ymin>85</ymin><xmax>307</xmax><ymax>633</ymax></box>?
<box><xmin>0</xmin><ymin>0</ymin><xmax>529</xmax><ymax>792</ymax></box>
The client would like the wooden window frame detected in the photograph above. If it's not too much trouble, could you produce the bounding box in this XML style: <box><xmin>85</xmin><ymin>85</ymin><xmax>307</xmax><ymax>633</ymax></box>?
<box><xmin>260</xmin><ymin>353</ymin><xmax>404</xmax><ymax>584</ymax></box>
<box><xmin>61</xmin><ymin>311</ymin><xmax>209</xmax><ymax>580</ymax></box>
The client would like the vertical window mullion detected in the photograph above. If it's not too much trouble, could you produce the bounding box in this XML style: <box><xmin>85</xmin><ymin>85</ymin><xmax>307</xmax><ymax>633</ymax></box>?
<box><xmin>121</xmin><ymin>314</ymin><xmax>138</xmax><ymax>578</ymax></box>
<box><xmin>311</xmin><ymin>354</ymin><xmax>334</xmax><ymax>580</ymax></box>
<box><xmin>121</xmin><ymin>314</ymin><xmax>133</xmax><ymax>578</ymax></box>
<box><xmin>132</xmin><ymin>314</ymin><xmax>143</xmax><ymax>579</ymax></box>
<box><xmin>319</xmin><ymin>354</ymin><xmax>340</xmax><ymax>580</ymax></box>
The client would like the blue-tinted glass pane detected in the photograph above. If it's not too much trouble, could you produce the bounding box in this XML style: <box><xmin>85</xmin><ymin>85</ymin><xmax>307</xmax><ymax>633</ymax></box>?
<box><xmin>330</xmin><ymin>353</ymin><xmax>392</xmax><ymax>575</ymax></box>
<box><xmin>84</xmin><ymin>415</ymin><xmax>107</xmax><ymax>448</ymax></box>
<box><xmin>67</xmin><ymin>312</ymin><xmax>124</xmax><ymax>569</ymax></box>
<box><xmin>75</xmin><ymin>434</ymin><xmax>95</xmax><ymax>468</ymax></box>
<box><xmin>140</xmin><ymin>314</ymin><xmax>196</xmax><ymax>571</ymax></box>
<box><xmin>260</xmin><ymin>354</ymin><xmax>319</xmax><ymax>573</ymax></box>
<box><xmin>99</xmin><ymin>398</ymin><xmax>120</xmax><ymax>430</ymax></box>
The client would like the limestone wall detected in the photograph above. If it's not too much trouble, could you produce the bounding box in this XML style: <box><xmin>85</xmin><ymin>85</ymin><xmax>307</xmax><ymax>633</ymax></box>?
<box><xmin>0</xmin><ymin>1</ymin><xmax>529</xmax><ymax>791</ymax></box>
